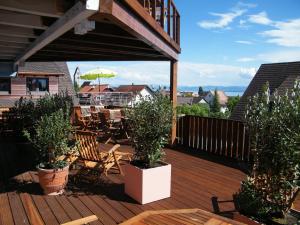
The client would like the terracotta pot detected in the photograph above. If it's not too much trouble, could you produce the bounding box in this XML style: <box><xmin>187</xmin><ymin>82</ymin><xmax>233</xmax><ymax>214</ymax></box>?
<box><xmin>124</xmin><ymin>162</ymin><xmax>171</xmax><ymax>204</ymax></box>
<box><xmin>37</xmin><ymin>165</ymin><xmax>69</xmax><ymax>195</ymax></box>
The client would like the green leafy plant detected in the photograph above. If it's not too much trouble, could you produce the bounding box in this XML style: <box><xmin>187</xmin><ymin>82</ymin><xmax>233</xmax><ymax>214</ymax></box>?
<box><xmin>127</xmin><ymin>94</ymin><xmax>173</xmax><ymax>168</ymax></box>
<box><xmin>237</xmin><ymin>81</ymin><xmax>300</xmax><ymax>220</ymax></box>
<box><xmin>177</xmin><ymin>103</ymin><xmax>209</xmax><ymax>116</ymax></box>
<box><xmin>24</xmin><ymin>109</ymin><xmax>72</xmax><ymax>169</ymax></box>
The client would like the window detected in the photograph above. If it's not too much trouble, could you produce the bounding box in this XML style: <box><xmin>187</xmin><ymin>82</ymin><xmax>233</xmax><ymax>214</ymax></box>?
<box><xmin>27</xmin><ymin>78</ymin><xmax>48</xmax><ymax>92</ymax></box>
<box><xmin>0</xmin><ymin>78</ymin><xmax>11</xmax><ymax>92</ymax></box>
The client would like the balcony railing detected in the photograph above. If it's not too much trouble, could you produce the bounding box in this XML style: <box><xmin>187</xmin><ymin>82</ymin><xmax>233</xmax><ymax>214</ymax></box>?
<box><xmin>137</xmin><ymin>0</ymin><xmax>180</xmax><ymax>45</ymax></box>
<box><xmin>177</xmin><ymin>115</ymin><xmax>251</xmax><ymax>162</ymax></box>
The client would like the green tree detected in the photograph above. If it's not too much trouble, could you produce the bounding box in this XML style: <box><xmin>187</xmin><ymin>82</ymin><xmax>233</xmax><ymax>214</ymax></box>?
<box><xmin>210</xmin><ymin>89</ymin><xmax>221</xmax><ymax>113</ymax></box>
<box><xmin>177</xmin><ymin>104</ymin><xmax>209</xmax><ymax>117</ymax></box>
<box><xmin>198</xmin><ymin>86</ymin><xmax>204</xmax><ymax>96</ymax></box>
<box><xmin>227</xmin><ymin>95</ymin><xmax>240</xmax><ymax>113</ymax></box>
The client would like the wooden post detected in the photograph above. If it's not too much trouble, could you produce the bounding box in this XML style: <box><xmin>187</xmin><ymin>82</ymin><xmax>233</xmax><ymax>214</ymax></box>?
<box><xmin>170</xmin><ymin>60</ymin><xmax>177</xmax><ymax>146</ymax></box>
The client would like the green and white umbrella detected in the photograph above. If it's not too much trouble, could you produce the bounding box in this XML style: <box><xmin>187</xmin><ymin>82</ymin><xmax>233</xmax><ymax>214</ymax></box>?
<box><xmin>79</xmin><ymin>68</ymin><xmax>116</xmax><ymax>93</ymax></box>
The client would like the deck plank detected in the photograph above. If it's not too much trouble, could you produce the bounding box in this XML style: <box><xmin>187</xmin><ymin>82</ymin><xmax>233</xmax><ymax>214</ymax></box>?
<box><xmin>0</xmin><ymin>146</ymin><xmax>247</xmax><ymax>225</ymax></box>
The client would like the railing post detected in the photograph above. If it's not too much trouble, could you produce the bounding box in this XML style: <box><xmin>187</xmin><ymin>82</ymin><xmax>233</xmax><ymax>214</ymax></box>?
<box><xmin>160</xmin><ymin>0</ymin><xmax>165</xmax><ymax>28</ymax></box>
<box><xmin>167</xmin><ymin>0</ymin><xmax>171</xmax><ymax>35</ymax></box>
<box><xmin>170</xmin><ymin>60</ymin><xmax>177</xmax><ymax>146</ymax></box>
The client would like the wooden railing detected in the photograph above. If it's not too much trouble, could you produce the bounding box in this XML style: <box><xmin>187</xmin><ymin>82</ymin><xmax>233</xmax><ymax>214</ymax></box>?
<box><xmin>138</xmin><ymin>0</ymin><xmax>180</xmax><ymax>45</ymax></box>
<box><xmin>176</xmin><ymin>115</ymin><xmax>251</xmax><ymax>162</ymax></box>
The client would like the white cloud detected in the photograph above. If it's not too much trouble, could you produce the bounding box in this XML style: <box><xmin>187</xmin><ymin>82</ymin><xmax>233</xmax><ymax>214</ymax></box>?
<box><xmin>237</xmin><ymin>57</ymin><xmax>255</xmax><ymax>62</ymax></box>
<box><xmin>257</xmin><ymin>50</ymin><xmax>300</xmax><ymax>63</ymax></box>
<box><xmin>261</xmin><ymin>18</ymin><xmax>300</xmax><ymax>47</ymax></box>
<box><xmin>68</xmin><ymin>61</ymin><xmax>257</xmax><ymax>87</ymax></box>
<box><xmin>236</xmin><ymin>40</ymin><xmax>253</xmax><ymax>45</ymax></box>
<box><xmin>197</xmin><ymin>2</ymin><xmax>255</xmax><ymax>29</ymax></box>
<box><xmin>198</xmin><ymin>10</ymin><xmax>245</xmax><ymax>29</ymax></box>
<box><xmin>237</xmin><ymin>49</ymin><xmax>300</xmax><ymax>63</ymax></box>
<box><xmin>248</xmin><ymin>11</ymin><xmax>273</xmax><ymax>25</ymax></box>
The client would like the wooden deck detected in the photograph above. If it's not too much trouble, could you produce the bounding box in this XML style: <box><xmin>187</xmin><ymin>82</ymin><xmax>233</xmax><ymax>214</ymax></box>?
<box><xmin>0</xmin><ymin>144</ymin><xmax>248</xmax><ymax>225</ymax></box>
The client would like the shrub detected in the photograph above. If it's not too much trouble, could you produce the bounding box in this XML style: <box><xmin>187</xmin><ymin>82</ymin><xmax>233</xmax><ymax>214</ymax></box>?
<box><xmin>237</xmin><ymin>81</ymin><xmax>300</xmax><ymax>219</ymax></box>
<box><xmin>127</xmin><ymin>94</ymin><xmax>173</xmax><ymax>168</ymax></box>
<box><xmin>24</xmin><ymin>109</ymin><xmax>72</xmax><ymax>169</ymax></box>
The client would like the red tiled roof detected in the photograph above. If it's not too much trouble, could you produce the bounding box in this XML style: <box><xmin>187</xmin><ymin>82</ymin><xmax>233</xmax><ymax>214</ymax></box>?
<box><xmin>114</xmin><ymin>85</ymin><xmax>152</xmax><ymax>93</ymax></box>
<box><xmin>211</xmin><ymin>90</ymin><xmax>228</xmax><ymax>106</ymax></box>
<box><xmin>79</xmin><ymin>84</ymin><xmax>111</xmax><ymax>93</ymax></box>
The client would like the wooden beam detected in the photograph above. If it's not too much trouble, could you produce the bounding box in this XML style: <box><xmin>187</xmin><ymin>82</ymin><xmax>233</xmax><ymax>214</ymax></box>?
<box><xmin>0</xmin><ymin>35</ymin><xmax>30</xmax><ymax>44</ymax></box>
<box><xmin>0</xmin><ymin>0</ymin><xmax>66</xmax><ymax>18</ymax></box>
<box><xmin>98</xmin><ymin>0</ymin><xmax>178</xmax><ymax>60</ymax></box>
<box><xmin>0</xmin><ymin>25</ymin><xmax>37</xmax><ymax>38</ymax></box>
<box><xmin>170</xmin><ymin>60</ymin><xmax>178</xmax><ymax>146</ymax></box>
<box><xmin>0</xmin><ymin>10</ymin><xmax>48</xmax><ymax>29</ymax></box>
<box><xmin>15</xmin><ymin>0</ymin><xmax>100</xmax><ymax>66</ymax></box>
<box><xmin>46</xmin><ymin>43</ymin><xmax>162</xmax><ymax>57</ymax></box>
<box><xmin>0</xmin><ymin>42</ymin><xmax>28</xmax><ymax>49</ymax></box>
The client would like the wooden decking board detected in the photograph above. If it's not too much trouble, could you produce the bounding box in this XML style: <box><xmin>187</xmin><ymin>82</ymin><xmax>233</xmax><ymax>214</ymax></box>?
<box><xmin>0</xmin><ymin>145</ymin><xmax>248</xmax><ymax>225</ymax></box>
<box><xmin>78</xmin><ymin>195</ymin><xmax>116</xmax><ymax>225</ymax></box>
<box><xmin>44</xmin><ymin>195</ymin><xmax>71</xmax><ymax>224</ymax></box>
<box><xmin>55</xmin><ymin>196</ymin><xmax>82</xmax><ymax>222</ymax></box>
<box><xmin>8</xmin><ymin>192</ymin><xmax>30</xmax><ymax>225</ymax></box>
<box><xmin>19</xmin><ymin>193</ymin><xmax>44</xmax><ymax>225</ymax></box>
<box><xmin>31</xmin><ymin>195</ymin><xmax>60</xmax><ymax>225</ymax></box>
<box><xmin>0</xmin><ymin>193</ymin><xmax>14</xmax><ymax>225</ymax></box>
<box><xmin>91</xmin><ymin>195</ymin><xmax>127</xmax><ymax>223</ymax></box>
<box><xmin>66</xmin><ymin>196</ymin><xmax>102</xmax><ymax>225</ymax></box>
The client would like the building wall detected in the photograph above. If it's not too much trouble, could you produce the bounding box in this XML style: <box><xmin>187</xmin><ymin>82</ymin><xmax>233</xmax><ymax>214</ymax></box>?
<box><xmin>0</xmin><ymin>76</ymin><xmax>59</xmax><ymax>107</ymax></box>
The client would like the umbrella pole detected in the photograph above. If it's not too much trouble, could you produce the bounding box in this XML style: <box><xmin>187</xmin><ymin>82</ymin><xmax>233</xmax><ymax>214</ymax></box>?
<box><xmin>98</xmin><ymin>76</ymin><xmax>101</xmax><ymax>105</ymax></box>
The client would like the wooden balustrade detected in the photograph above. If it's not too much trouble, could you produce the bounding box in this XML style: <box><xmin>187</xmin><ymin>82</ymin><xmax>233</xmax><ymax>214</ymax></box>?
<box><xmin>137</xmin><ymin>0</ymin><xmax>180</xmax><ymax>45</ymax></box>
<box><xmin>176</xmin><ymin>115</ymin><xmax>251</xmax><ymax>162</ymax></box>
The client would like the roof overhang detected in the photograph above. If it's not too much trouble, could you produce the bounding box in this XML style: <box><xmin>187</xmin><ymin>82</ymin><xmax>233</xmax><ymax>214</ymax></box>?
<box><xmin>0</xmin><ymin>0</ymin><xmax>180</xmax><ymax>75</ymax></box>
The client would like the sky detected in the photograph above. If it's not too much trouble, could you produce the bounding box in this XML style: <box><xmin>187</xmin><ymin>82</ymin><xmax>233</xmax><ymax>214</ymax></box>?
<box><xmin>68</xmin><ymin>0</ymin><xmax>300</xmax><ymax>87</ymax></box>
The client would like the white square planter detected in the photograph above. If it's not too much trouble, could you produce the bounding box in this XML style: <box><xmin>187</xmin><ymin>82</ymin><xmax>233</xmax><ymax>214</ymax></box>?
<box><xmin>124</xmin><ymin>162</ymin><xmax>171</xmax><ymax>204</ymax></box>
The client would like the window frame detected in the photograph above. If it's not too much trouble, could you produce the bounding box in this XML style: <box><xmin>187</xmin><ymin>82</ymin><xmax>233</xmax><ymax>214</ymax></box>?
<box><xmin>26</xmin><ymin>77</ymin><xmax>49</xmax><ymax>93</ymax></box>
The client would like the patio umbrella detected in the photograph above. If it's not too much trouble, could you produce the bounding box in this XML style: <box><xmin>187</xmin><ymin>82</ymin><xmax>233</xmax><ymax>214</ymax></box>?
<box><xmin>80</xmin><ymin>68</ymin><xmax>116</xmax><ymax>104</ymax></box>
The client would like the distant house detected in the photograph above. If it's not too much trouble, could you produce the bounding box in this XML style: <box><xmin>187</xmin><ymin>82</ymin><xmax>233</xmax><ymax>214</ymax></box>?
<box><xmin>114</xmin><ymin>84</ymin><xmax>154</xmax><ymax>106</ymax></box>
<box><xmin>177</xmin><ymin>90</ymin><xmax>228</xmax><ymax>112</ymax></box>
<box><xmin>0</xmin><ymin>62</ymin><xmax>75</xmax><ymax>108</ymax></box>
<box><xmin>79</xmin><ymin>83</ymin><xmax>113</xmax><ymax>93</ymax></box>
<box><xmin>230</xmin><ymin>61</ymin><xmax>300</xmax><ymax>121</ymax></box>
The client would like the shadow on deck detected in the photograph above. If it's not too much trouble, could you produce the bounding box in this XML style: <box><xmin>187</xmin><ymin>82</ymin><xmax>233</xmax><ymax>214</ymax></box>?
<box><xmin>0</xmin><ymin>141</ymin><xmax>252</xmax><ymax>225</ymax></box>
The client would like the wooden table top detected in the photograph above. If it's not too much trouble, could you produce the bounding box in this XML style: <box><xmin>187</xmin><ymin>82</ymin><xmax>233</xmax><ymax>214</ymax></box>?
<box><xmin>120</xmin><ymin>209</ymin><xmax>246</xmax><ymax>225</ymax></box>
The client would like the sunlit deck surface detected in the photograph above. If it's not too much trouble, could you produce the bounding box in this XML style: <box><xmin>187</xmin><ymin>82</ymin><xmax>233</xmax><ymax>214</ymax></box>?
<box><xmin>0</xmin><ymin>144</ymin><xmax>248</xmax><ymax>225</ymax></box>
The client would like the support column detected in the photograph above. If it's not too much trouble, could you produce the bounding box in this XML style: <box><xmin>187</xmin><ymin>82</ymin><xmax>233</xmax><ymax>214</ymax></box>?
<box><xmin>170</xmin><ymin>60</ymin><xmax>178</xmax><ymax>146</ymax></box>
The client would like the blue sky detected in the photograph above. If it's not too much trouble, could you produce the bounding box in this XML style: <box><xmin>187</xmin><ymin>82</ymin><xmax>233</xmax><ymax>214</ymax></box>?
<box><xmin>68</xmin><ymin>0</ymin><xmax>300</xmax><ymax>87</ymax></box>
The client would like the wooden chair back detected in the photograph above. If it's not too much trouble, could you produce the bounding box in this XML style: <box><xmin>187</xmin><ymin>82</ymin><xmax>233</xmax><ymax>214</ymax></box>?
<box><xmin>75</xmin><ymin>131</ymin><xmax>102</xmax><ymax>162</ymax></box>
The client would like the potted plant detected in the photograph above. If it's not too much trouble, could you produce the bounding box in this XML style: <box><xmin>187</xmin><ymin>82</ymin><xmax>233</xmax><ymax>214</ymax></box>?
<box><xmin>24</xmin><ymin>109</ymin><xmax>72</xmax><ymax>195</ymax></box>
<box><xmin>124</xmin><ymin>94</ymin><xmax>173</xmax><ymax>204</ymax></box>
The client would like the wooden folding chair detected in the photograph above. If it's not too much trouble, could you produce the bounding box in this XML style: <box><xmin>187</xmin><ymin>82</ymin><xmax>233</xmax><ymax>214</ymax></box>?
<box><xmin>75</xmin><ymin>130</ymin><xmax>123</xmax><ymax>176</ymax></box>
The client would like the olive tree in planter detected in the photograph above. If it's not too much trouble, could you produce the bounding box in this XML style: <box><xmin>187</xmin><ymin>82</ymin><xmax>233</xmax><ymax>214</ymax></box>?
<box><xmin>235</xmin><ymin>82</ymin><xmax>300</xmax><ymax>223</ymax></box>
<box><xmin>124</xmin><ymin>94</ymin><xmax>173</xmax><ymax>204</ymax></box>
<box><xmin>24</xmin><ymin>109</ymin><xmax>72</xmax><ymax>195</ymax></box>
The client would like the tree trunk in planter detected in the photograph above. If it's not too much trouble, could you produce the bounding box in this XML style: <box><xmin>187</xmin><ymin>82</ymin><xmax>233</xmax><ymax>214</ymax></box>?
<box><xmin>38</xmin><ymin>165</ymin><xmax>69</xmax><ymax>195</ymax></box>
<box><xmin>124</xmin><ymin>162</ymin><xmax>171</xmax><ymax>204</ymax></box>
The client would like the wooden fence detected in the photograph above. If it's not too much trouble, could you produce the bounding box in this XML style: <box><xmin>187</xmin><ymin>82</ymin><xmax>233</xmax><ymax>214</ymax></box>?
<box><xmin>176</xmin><ymin>115</ymin><xmax>251</xmax><ymax>162</ymax></box>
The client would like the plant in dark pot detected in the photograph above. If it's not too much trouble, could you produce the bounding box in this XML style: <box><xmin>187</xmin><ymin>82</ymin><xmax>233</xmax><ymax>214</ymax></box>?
<box><xmin>124</xmin><ymin>94</ymin><xmax>173</xmax><ymax>204</ymax></box>
<box><xmin>24</xmin><ymin>109</ymin><xmax>72</xmax><ymax>195</ymax></box>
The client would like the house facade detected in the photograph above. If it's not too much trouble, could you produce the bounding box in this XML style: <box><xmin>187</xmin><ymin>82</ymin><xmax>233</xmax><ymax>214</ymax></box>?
<box><xmin>0</xmin><ymin>62</ymin><xmax>75</xmax><ymax>108</ymax></box>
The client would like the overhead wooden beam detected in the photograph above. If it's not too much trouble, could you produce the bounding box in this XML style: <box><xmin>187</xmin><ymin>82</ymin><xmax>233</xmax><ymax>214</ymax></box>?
<box><xmin>0</xmin><ymin>41</ymin><xmax>28</xmax><ymax>49</ymax></box>
<box><xmin>15</xmin><ymin>0</ymin><xmax>100</xmax><ymax>66</ymax></box>
<box><xmin>0</xmin><ymin>48</ymin><xmax>22</xmax><ymax>54</ymax></box>
<box><xmin>97</xmin><ymin>0</ymin><xmax>178</xmax><ymax>60</ymax></box>
<box><xmin>56</xmin><ymin>38</ymin><xmax>157</xmax><ymax>52</ymax></box>
<box><xmin>0</xmin><ymin>0</ymin><xmax>67</xmax><ymax>18</ymax></box>
<box><xmin>170</xmin><ymin>60</ymin><xmax>178</xmax><ymax>146</ymax></box>
<box><xmin>46</xmin><ymin>43</ymin><xmax>161</xmax><ymax>57</ymax></box>
<box><xmin>0</xmin><ymin>35</ymin><xmax>30</xmax><ymax>44</ymax></box>
<box><xmin>0</xmin><ymin>10</ymin><xmax>48</xmax><ymax>29</ymax></box>
<box><xmin>0</xmin><ymin>25</ymin><xmax>37</xmax><ymax>38</ymax></box>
